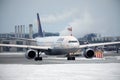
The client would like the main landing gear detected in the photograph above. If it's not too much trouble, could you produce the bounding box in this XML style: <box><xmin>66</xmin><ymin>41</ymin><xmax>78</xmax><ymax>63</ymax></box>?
<box><xmin>34</xmin><ymin>50</ymin><xmax>42</xmax><ymax>61</ymax></box>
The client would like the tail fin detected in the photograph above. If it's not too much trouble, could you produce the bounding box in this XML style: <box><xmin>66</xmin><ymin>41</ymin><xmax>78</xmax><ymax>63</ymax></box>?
<box><xmin>37</xmin><ymin>13</ymin><xmax>43</xmax><ymax>37</ymax></box>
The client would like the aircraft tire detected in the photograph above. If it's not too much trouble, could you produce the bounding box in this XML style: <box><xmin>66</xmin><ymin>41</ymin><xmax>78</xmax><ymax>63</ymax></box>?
<box><xmin>67</xmin><ymin>56</ymin><xmax>75</xmax><ymax>60</ymax></box>
<box><xmin>34</xmin><ymin>57</ymin><xmax>42</xmax><ymax>61</ymax></box>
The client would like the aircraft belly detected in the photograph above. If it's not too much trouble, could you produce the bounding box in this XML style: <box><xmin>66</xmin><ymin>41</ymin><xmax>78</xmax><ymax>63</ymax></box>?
<box><xmin>45</xmin><ymin>48</ymin><xmax>79</xmax><ymax>55</ymax></box>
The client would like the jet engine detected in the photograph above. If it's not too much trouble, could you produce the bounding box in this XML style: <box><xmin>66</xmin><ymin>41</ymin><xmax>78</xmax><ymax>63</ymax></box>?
<box><xmin>83</xmin><ymin>48</ymin><xmax>95</xmax><ymax>58</ymax></box>
<box><xmin>25</xmin><ymin>49</ymin><xmax>36</xmax><ymax>59</ymax></box>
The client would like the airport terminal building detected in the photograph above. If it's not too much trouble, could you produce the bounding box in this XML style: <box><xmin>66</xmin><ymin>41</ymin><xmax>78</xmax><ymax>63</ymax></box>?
<box><xmin>92</xmin><ymin>36</ymin><xmax>120</xmax><ymax>42</ymax></box>
<box><xmin>0</xmin><ymin>37</ymin><xmax>36</xmax><ymax>52</ymax></box>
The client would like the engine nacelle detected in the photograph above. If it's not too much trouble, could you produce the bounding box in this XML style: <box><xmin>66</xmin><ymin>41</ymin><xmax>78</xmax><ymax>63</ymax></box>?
<box><xmin>25</xmin><ymin>49</ymin><xmax>36</xmax><ymax>59</ymax></box>
<box><xmin>83</xmin><ymin>48</ymin><xmax>95</xmax><ymax>58</ymax></box>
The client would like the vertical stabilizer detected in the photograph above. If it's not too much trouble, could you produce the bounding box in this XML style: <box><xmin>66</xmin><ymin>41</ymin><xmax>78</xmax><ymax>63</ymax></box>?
<box><xmin>37</xmin><ymin>13</ymin><xmax>43</xmax><ymax>37</ymax></box>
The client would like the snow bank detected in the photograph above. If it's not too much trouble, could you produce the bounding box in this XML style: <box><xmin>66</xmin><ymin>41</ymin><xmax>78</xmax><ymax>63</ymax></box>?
<box><xmin>0</xmin><ymin>63</ymin><xmax>120</xmax><ymax>80</ymax></box>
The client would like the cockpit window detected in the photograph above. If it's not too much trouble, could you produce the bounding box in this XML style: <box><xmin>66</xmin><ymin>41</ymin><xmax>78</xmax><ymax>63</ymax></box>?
<box><xmin>68</xmin><ymin>41</ymin><xmax>78</xmax><ymax>43</ymax></box>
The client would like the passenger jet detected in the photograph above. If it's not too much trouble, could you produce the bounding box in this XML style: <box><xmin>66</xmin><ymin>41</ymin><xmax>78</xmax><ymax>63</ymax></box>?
<box><xmin>0</xmin><ymin>13</ymin><xmax>120</xmax><ymax>61</ymax></box>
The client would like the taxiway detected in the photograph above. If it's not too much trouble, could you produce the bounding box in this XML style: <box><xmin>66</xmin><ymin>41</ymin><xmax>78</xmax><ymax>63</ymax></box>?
<box><xmin>0</xmin><ymin>51</ymin><xmax>120</xmax><ymax>64</ymax></box>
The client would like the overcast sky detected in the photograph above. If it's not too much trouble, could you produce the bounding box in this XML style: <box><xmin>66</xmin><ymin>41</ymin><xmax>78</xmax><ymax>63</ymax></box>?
<box><xmin>0</xmin><ymin>0</ymin><xmax>120</xmax><ymax>37</ymax></box>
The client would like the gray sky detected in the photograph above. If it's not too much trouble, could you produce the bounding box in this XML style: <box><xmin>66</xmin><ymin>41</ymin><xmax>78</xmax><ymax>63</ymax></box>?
<box><xmin>0</xmin><ymin>0</ymin><xmax>120</xmax><ymax>37</ymax></box>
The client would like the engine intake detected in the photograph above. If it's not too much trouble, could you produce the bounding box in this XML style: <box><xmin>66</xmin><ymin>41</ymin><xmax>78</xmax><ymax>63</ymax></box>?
<box><xmin>25</xmin><ymin>49</ymin><xmax>36</xmax><ymax>59</ymax></box>
<box><xmin>83</xmin><ymin>48</ymin><xmax>94</xmax><ymax>58</ymax></box>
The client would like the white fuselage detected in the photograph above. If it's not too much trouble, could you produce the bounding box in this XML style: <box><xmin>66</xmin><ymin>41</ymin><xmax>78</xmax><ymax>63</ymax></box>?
<box><xmin>35</xmin><ymin>36</ymin><xmax>80</xmax><ymax>55</ymax></box>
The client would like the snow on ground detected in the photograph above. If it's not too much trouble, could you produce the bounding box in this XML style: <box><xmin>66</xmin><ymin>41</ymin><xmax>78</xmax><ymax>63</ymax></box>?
<box><xmin>0</xmin><ymin>52</ymin><xmax>25</xmax><ymax>55</ymax></box>
<box><xmin>0</xmin><ymin>63</ymin><xmax>120</xmax><ymax>80</ymax></box>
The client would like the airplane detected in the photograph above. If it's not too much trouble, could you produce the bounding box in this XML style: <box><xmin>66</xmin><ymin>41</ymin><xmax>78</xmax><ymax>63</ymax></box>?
<box><xmin>0</xmin><ymin>13</ymin><xmax>120</xmax><ymax>61</ymax></box>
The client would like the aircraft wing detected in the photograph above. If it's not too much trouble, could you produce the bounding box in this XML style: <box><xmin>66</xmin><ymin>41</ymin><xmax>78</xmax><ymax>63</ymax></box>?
<box><xmin>79</xmin><ymin>41</ymin><xmax>120</xmax><ymax>48</ymax></box>
<box><xmin>0</xmin><ymin>43</ymin><xmax>51</xmax><ymax>51</ymax></box>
